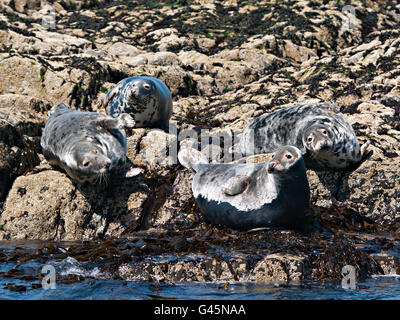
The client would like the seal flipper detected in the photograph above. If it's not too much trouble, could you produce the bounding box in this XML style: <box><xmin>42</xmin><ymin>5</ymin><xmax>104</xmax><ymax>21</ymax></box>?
<box><xmin>222</xmin><ymin>175</ymin><xmax>250</xmax><ymax>196</ymax></box>
<box><xmin>178</xmin><ymin>147</ymin><xmax>208</xmax><ymax>172</ymax></box>
<box><xmin>360</xmin><ymin>140</ymin><xmax>371</xmax><ymax>158</ymax></box>
<box><xmin>99</xmin><ymin>113</ymin><xmax>136</xmax><ymax>130</ymax></box>
<box><xmin>113</xmin><ymin>165</ymin><xmax>144</xmax><ymax>179</ymax></box>
<box><xmin>47</xmin><ymin>102</ymin><xmax>71</xmax><ymax>117</ymax></box>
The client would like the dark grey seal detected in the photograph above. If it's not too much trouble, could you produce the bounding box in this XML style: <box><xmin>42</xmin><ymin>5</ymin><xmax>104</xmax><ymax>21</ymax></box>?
<box><xmin>40</xmin><ymin>103</ymin><xmax>135</xmax><ymax>184</ymax></box>
<box><xmin>103</xmin><ymin>76</ymin><xmax>173</xmax><ymax>129</ymax></box>
<box><xmin>238</xmin><ymin>102</ymin><xmax>370</xmax><ymax>170</ymax></box>
<box><xmin>178</xmin><ymin>145</ymin><xmax>310</xmax><ymax>231</ymax></box>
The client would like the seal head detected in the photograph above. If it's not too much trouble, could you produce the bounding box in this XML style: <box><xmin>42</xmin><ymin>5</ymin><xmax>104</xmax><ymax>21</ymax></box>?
<box><xmin>126</xmin><ymin>78</ymin><xmax>155</xmax><ymax>110</ymax></box>
<box><xmin>267</xmin><ymin>145</ymin><xmax>303</xmax><ymax>175</ymax></box>
<box><xmin>302</xmin><ymin>124</ymin><xmax>334</xmax><ymax>154</ymax></box>
<box><xmin>64</xmin><ymin>142</ymin><xmax>112</xmax><ymax>184</ymax></box>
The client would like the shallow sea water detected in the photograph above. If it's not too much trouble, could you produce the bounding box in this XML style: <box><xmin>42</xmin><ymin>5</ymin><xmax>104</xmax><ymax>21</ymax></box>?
<box><xmin>0</xmin><ymin>241</ymin><xmax>399</xmax><ymax>300</ymax></box>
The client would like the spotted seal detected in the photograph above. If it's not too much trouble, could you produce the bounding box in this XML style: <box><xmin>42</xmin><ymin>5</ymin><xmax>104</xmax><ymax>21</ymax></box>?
<box><xmin>238</xmin><ymin>102</ymin><xmax>370</xmax><ymax>170</ymax></box>
<box><xmin>178</xmin><ymin>145</ymin><xmax>310</xmax><ymax>231</ymax></box>
<box><xmin>103</xmin><ymin>76</ymin><xmax>173</xmax><ymax>129</ymax></box>
<box><xmin>40</xmin><ymin>103</ymin><xmax>135</xmax><ymax>184</ymax></box>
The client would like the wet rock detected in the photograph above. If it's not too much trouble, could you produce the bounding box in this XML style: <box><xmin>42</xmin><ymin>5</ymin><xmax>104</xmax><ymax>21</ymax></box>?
<box><xmin>249</xmin><ymin>253</ymin><xmax>310</xmax><ymax>283</ymax></box>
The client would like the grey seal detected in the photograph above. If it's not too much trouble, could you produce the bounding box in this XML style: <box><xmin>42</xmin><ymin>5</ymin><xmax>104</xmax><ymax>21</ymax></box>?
<box><xmin>40</xmin><ymin>103</ymin><xmax>135</xmax><ymax>184</ymax></box>
<box><xmin>178</xmin><ymin>145</ymin><xmax>310</xmax><ymax>231</ymax></box>
<box><xmin>103</xmin><ymin>76</ymin><xmax>173</xmax><ymax>129</ymax></box>
<box><xmin>238</xmin><ymin>102</ymin><xmax>370</xmax><ymax>170</ymax></box>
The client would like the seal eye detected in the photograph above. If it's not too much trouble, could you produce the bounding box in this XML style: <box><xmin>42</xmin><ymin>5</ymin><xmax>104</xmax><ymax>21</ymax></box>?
<box><xmin>91</xmin><ymin>148</ymin><xmax>98</xmax><ymax>154</ymax></box>
<box><xmin>285</xmin><ymin>154</ymin><xmax>292</xmax><ymax>159</ymax></box>
<box><xmin>82</xmin><ymin>160</ymin><xmax>90</xmax><ymax>167</ymax></box>
<box><xmin>143</xmin><ymin>83</ymin><xmax>151</xmax><ymax>90</ymax></box>
<box><xmin>307</xmin><ymin>137</ymin><xmax>313</xmax><ymax>143</ymax></box>
<box><xmin>271</xmin><ymin>154</ymin><xmax>275</xmax><ymax>159</ymax></box>
<box><xmin>322</xmin><ymin>130</ymin><xmax>327</xmax><ymax>135</ymax></box>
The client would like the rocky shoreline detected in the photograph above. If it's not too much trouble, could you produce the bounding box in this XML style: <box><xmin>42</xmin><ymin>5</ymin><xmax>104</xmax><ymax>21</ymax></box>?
<box><xmin>0</xmin><ymin>0</ymin><xmax>399</xmax><ymax>284</ymax></box>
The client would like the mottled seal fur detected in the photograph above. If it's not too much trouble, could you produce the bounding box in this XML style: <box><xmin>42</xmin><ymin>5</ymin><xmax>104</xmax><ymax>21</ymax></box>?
<box><xmin>238</xmin><ymin>102</ymin><xmax>370</xmax><ymax>170</ymax></box>
<box><xmin>40</xmin><ymin>103</ymin><xmax>135</xmax><ymax>184</ymax></box>
<box><xmin>178</xmin><ymin>145</ymin><xmax>310</xmax><ymax>231</ymax></box>
<box><xmin>103</xmin><ymin>76</ymin><xmax>172</xmax><ymax>129</ymax></box>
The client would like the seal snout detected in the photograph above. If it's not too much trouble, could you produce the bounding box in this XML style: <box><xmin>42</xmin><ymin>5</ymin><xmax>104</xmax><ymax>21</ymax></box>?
<box><xmin>130</xmin><ymin>86</ymin><xmax>139</xmax><ymax>97</ymax></box>
<box><xmin>314</xmin><ymin>138</ymin><xmax>333</xmax><ymax>152</ymax></box>
<box><xmin>100</xmin><ymin>160</ymin><xmax>112</xmax><ymax>173</ymax></box>
<box><xmin>267</xmin><ymin>161</ymin><xmax>277</xmax><ymax>173</ymax></box>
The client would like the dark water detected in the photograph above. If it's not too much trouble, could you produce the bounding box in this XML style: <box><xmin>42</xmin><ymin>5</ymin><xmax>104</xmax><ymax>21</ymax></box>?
<box><xmin>1</xmin><ymin>241</ymin><xmax>399</xmax><ymax>300</ymax></box>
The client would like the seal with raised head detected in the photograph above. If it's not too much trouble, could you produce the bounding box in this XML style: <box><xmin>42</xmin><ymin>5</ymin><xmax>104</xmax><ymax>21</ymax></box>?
<box><xmin>103</xmin><ymin>76</ymin><xmax>173</xmax><ymax>129</ymax></box>
<box><xmin>41</xmin><ymin>103</ymin><xmax>135</xmax><ymax>184</ymax></box>
<box><xmin>237</xmin><ymin>102</ymin><xmax>370</xmax><ymax>170</ymax></box>
<box><xmin>178</xmin><ymin>145</ymin><xmax>310</xmax><ymax>231</ymax></box>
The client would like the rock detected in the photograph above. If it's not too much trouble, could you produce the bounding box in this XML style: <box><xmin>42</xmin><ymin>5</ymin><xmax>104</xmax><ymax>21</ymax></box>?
<box><xmin>0</xmin><ymin>57</ymin><xmax>75</xmax><ymax>104</ymax></box>
<box><xmin>107</xmin><ymin>42</ymin><xmax>141</xmax><ymax>58</ymax></box>
<box><xmin>0</xmin><ymin>94</ymin><xmax>47</xmax><ymax>201</ymax></box>
<box><xmin>196</xmin><ymin>37</ymin><xmax>216</xmax><ymax>51</ymax></box>
<box><xmin>132</xmin><ymin>129</ymin><xmax>178</xmax><ymax>171</ymax></box>
<box><xmin>154</xmin><ymin>34</ymin><xmax>192</xmax><ymax>52</ymax></box>
<box><xmin>118</xmin><ymin>254</ymin><xmax>248</xmax><ymax>282</ymax></box>
<box><xmin>151</xmin><ymin>170</ymin><xmax>196</xmax><ymax>230</ymax></box>
<box><xmin>178</xmin><ymin>50</ymin><xmax>212</xmax><ymax>71</ymax></box>
<box><xmin>280</xmin><ymin>40</ymin><xmax>318</xmax><ymax>63</ymax></box>
<box><xmin>148</xmin><ymin>52</ymin><xmax>181</xmax><ymax>66</ymax></box>
<box><xmin>0</xmin><ymin>170</ymin><xmax>152</xmax><ymax>240</ymax></box>
<box><xmin>249</xmin><ymin>253</ymin><xmax>310</xmax><ymax>283</ymax></box>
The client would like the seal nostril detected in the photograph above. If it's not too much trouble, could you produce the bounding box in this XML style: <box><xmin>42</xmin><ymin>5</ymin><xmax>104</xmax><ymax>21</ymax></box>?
<box><xmin>268</xmin><ymin>162</ymin><xmax>276</xmax><ymax>173</ymax></box>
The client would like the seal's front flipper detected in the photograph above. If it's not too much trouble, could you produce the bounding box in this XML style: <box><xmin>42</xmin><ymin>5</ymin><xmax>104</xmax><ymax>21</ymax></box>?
<box><xmin>124</xmin><ymin>167</ymin><xmax>144</xmax><ymax>178</ymax></box>
<box><xmin>99</xmin><ymin>114</ymin><xmax>135</xmax><ymax>130</ymax></box>
<box><xmin>118</xmin><ymin>113</ymin><xmax>136</xmax><ymax>128</ymax></box>
<box><xmin>48</xmin><ymin>102</ymin><xmax>71</xmax><ymax>117</ymax></box>
<box><xmin>360</xmin><ymin>139</ymin><xmax>371</xmax><ymax>157</ymax></box>
<box><xmin>222</xmin><ymin>175</ymin><xmax>250</xmax><ymax>196</ymax></box>
<box><xmin>113</xmin><ymin>165</ymin><xmax>144</xmax><ymax>180</ymax></box>
<box><xmin>178</xmin><ymin>147</ymin><xmax>208</xmax><ymax>172</ymax></box>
